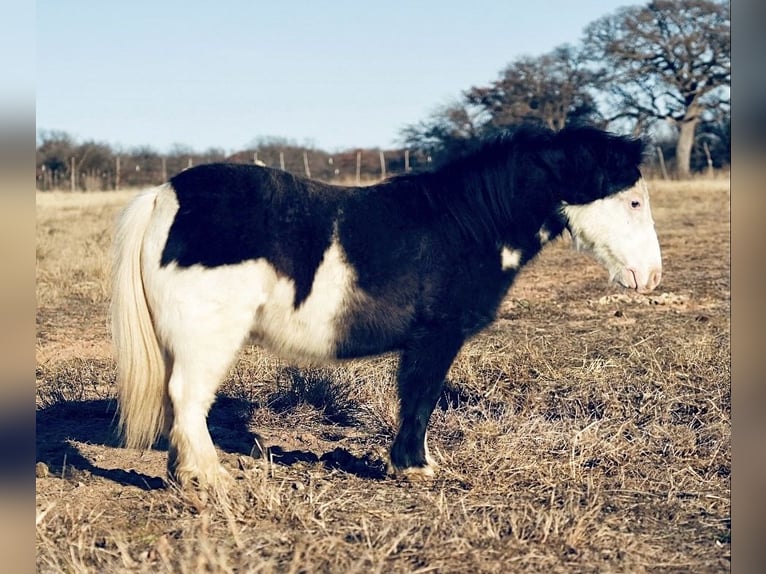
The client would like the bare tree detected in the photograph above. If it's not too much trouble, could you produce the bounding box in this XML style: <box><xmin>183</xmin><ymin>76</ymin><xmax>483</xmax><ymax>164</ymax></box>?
<box><xmin>37</xmin><ymin>131</ymin><xmax>76</xmax><ymax>190</ymax></box>
<box><xmin>400</xmin><ymin>46</ymin><xmax>600</xmax><ymax>162</ymax></box>
<box><xmin>465</xmin><ymin>45</ymin><xmax>602</xmax><ymax>132</ymax></box>
<box><xmin>75</xmin><ymin>141</ymin><xmax>114</xmax><ymax>190</ymax></box>
<box><xmin>583</xmin><ymin>0</ymin><xmax>730</xmax><ymax>178</ymax></box>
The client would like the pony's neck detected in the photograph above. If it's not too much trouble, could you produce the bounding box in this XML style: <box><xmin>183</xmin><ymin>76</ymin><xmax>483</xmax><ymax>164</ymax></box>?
<box><xmin>430</xmin><ymin>155</ymin><xmax>562</xmax><ymax>248</ymax></box>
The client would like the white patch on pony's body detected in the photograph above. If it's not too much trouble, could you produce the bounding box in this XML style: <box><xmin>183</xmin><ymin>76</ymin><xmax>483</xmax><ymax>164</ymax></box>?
<box><xmin>144</xmin><ymin>187</ymin><xmax>354</xmax><ymax>363</ymax></box>
<box><xmin>563</xmin><ymin>178</ymin><xmax>662</xmax><ymax>293</ymax></box>
<box><xmin>500</xmin><ymin>247</ymin><xmax>522</xmax><ymax>270</ymax></box>
<box><xmin>537</xmin><ymin>226</ymin><xmax>551</xmax><ymax>245</ymax></box>
<box><xmin>250</xmin><ymin>234</ymin><xmax>355</xmax><ymax>361</ymax></box>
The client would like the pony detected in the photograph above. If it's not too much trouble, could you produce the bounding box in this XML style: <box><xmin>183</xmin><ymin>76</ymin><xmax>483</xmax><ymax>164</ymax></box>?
<box><xmin>111</xmin><ymin>124</ymin><xmax>662</xmax><ymax>487</ymax></box>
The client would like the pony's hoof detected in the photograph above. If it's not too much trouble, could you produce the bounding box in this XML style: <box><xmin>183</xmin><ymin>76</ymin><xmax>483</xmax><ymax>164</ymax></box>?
<box><xmin>168</xmin><ymin>464</ymin><xmax>233</xmax><ymax>491</ymax></box>
<box><xmin>387</xmin><ymin>461</ymin><xmax>436</xmax><ymax>481</ymax></box>
<box><xmin>401</xmin><ymin>465</ymin><xmax>436</xmax><ymax>480</ymax></box>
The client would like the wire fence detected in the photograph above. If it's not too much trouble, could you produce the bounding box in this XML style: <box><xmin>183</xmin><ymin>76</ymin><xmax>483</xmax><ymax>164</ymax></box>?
<box><xmin>36</xmin><ymin>148</ymin><xmax>434</xmax><ymax>192</ymax></box>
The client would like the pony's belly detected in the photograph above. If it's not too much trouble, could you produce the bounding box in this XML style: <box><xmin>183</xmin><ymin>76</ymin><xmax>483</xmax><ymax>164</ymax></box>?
<box><xmin>248</xmin><ymin>239</ymin><xmax>356</xmax><ymax>362</ymax></box>
<box><xmin>249</xmin><ymin>296</ymin><xmax>343</xmax><ymax>362</ymax></box>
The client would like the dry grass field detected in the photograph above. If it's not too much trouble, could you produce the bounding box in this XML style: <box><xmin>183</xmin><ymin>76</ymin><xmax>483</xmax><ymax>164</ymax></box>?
<box><xmin>36</xmin><ymin>178</ymin><xmax>730</xmax><ymax>573</ymax></box>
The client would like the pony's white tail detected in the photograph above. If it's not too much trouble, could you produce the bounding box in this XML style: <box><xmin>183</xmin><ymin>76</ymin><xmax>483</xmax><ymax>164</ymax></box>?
<box><xmin>111</xmin><ymin>188</ymin><xmax>168</xmax><ymax>450</ymax></box>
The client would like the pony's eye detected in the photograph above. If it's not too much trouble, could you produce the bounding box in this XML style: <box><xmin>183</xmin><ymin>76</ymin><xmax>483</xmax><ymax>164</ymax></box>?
<box><xmin>630</xmin><ymin>200</ymin><xmax>641</xmax><ymax>209</ymax></box>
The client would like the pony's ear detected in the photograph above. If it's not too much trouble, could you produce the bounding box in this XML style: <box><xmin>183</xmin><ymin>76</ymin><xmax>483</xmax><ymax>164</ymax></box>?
<box><xmin>551</xmin><ymin>126</ymin><xmax>646</xmax><ymax>204</ymax></box>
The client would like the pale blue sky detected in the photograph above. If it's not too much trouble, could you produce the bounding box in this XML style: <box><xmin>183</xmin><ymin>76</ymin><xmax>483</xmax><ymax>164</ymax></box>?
<box><xmin>37</xmin><ymin>1</ymin><xmax>631</xmax><ymax>153</ymax></box>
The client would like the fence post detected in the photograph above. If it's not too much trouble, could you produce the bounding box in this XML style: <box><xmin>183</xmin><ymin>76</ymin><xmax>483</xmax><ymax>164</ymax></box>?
<box><xmin>70</xmin><ymin>156</ymin><xmax>76</xmax><ymax>191</ymax></box>
<box><xmin>279</xmin><ymin>151</ymin><xmax>285</xmax><ymax>170</ymax></box>
<box><xmin>356</xmin><ymin>151</ymin><xmax>362</xmax><ymax>185</ymax></box>
<box><xmin>379</xmin><ymin>150</ymin><xmax>386</xmax><ymax>180</ymax></box>
<box><xmin>115</xmin><ymin>156</ymin><xmax>121</xmax><ymax>190</ymax></box>
<box><xmin>404</xmin><ymin>149</ymin><xmax>410</xmax><ymax>172</ymax></box>
<box><xmin>303</xmin><ymin>151</ymin><xmax>311</xmax><ymax>178</ymax></box>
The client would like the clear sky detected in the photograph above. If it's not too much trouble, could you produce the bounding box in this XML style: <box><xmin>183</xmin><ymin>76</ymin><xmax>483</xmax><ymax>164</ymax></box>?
<box><xmin>37</xmin><ymin>1</ymin><xmax>631</xmax><ymax>154</ymax></box>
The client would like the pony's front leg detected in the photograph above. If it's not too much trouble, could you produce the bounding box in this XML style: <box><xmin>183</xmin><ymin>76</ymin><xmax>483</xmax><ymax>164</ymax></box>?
<box><xmin>389</xmin><ymin>329</ymin><xmax>464</xmax><ymax>478</ymax></box>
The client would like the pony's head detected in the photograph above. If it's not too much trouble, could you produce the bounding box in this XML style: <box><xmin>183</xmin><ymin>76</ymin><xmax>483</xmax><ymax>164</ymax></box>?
<box><xmin>547</xmin><ymin>126</ymin><xmax>662</xmax><ymax>293</ymax></box>
<box><xmin>562</xmin><ymin>177</ymin><xmax>662</xmax><ymax>293</ymax></box>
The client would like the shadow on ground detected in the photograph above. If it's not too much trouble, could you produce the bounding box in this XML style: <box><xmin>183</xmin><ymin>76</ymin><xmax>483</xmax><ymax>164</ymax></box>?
<box><xmin>35</xmin><ymin>396</ymin><xmax>387</xmax><ymax>490</ymax></box>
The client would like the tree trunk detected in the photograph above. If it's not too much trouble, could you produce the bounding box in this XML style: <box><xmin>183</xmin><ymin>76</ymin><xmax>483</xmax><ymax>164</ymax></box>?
<box><xmin>675</xmin><ymin>105</ymin><xmax>701</xmax><ymax>179</ymax></box>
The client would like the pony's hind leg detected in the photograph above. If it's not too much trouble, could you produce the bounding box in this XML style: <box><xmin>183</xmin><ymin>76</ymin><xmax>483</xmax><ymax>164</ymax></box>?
<box><xmin>156</xmin><ymin>278</ymin><xmax>259</xmax><ymax>488</ymax></box>
<box><xmin>389</xmin><ymin>328</ymin><xmax>464</xmax><ymax>478</ymax></box>
<box><xmin>166</xmin><ymin>356</ymin><xmax>231</xmax><ymax>488</ymax></box>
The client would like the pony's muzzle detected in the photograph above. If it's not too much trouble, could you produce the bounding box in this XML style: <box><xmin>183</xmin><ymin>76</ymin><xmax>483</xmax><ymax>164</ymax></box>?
<box><xmin>627</xmin><ymin>266</ymin><xmax>662</xmax><ymax>293</ymax></box>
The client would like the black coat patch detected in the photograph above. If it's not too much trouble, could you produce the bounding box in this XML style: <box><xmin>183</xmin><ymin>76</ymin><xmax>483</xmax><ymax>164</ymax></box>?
<box><xmin>162</xmin><ymin>164</ymin><xmax>344</xmax><ymax>308</ymax></box>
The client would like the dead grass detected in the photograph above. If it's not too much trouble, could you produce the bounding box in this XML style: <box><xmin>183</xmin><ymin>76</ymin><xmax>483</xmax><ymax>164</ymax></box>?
<box><xmin>36</xmin><ymin>179</ymin><xmax>730</xmax><ymax>573</ymax></box>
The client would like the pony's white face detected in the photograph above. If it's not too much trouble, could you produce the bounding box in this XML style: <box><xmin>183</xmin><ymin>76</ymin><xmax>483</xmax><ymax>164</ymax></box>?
<box><xmin>562</xmin><ymin>178</ymin><xmax>662</xmax><ymax>293</ymax></box>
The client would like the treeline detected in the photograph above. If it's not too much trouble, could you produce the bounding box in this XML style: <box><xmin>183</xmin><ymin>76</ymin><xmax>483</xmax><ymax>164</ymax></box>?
<box><xmin>35</xmin><ymin>119</ymin><xmax>729</xmax><ymax>193</ymax></box>
<box><xmin>35</xmin><ymin>133</ymin><xmax>432</xmax><ymax>191</ymax></box>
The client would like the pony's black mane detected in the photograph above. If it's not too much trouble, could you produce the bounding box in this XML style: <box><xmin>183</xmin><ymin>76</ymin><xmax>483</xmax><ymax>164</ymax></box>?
<box><xmin>379</xmin><ymin>125</ymin><xmax>561</xmax><ymax>246</ymax></box>
<box><xmin>436</xmin><ymin>123</ymin><xmax>555</xmax><ymax>167</ymax></box>
<box><xmin>376</xmin><ymin>123</ymin><xmax>645</xmax><ymax>246</ymax></box>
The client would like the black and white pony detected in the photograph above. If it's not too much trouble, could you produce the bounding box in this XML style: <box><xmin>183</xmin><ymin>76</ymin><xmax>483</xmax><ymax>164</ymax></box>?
<box><xmin>111</xmin><ymin>125</ymin><xmax>662</xmax><ymax>487</ymax></box>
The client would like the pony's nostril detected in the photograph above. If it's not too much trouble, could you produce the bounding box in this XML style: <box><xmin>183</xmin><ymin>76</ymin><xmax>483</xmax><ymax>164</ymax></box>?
<box><xmin>632</xmin><ymin>267</ymin><xmax>662</xmax><ymax>293</ymax></box>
